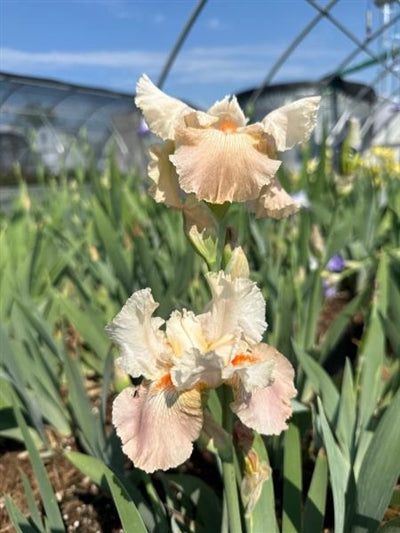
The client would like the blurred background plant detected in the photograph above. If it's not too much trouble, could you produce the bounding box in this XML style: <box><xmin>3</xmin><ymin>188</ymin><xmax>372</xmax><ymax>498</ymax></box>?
<box><xmin>1</xmin><ymin>133</ymin><xmax>399</xmax><ymax>531</ymax></box>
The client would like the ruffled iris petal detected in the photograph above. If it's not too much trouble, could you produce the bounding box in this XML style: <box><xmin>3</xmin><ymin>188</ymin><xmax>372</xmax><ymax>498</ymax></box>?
<box><xmin>202</xmin><ymin>272</ymin><xmax>267</xmax><ymax>346</ymax></box>
<box><xmin>166</xmin><ymin>309</ymin><xmax>208</xmax><ymax>358</ymax></box>
<box><xmin>231</xmin><ymin>344</ymin><xmax>296</xmax><ymax>435</ymax></box>
<box><xmin>135</xmin><ymin>74</ymin><xmax>193</xmax><ymax>141</ymax></box>
<box><xmin>262</xmin><ymin>96</ymin><xmax>321</xmax><ymax>152</ymax></box>
<box><xmin>170</xmin><ymin>127</ymin><xmax>281</xmax><ymax>204</ymax></box>
<box><xmin>206</xmin><ymin>95</ymin><xmax>248</xmax><ymax>128</ymax></box>
<box><xmin>105</xmin><ymin>289</ymin><xmax>170</xmax><ymax>380</ymax></box>
<box><xmin>112</xmin><ymin>382</ymin><xmax>203</xmax><ymax>473</ymax></box>
<box><xmin>171</xmin><ymin>348</ymin><xmax>224</xmax><ymax>390</ymax></box>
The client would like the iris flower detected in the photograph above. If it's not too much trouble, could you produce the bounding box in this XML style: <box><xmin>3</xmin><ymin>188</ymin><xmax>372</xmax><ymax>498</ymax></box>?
<box><xmin>107</xmin><ymin>272</ymin><xmax>296</xmax><ymax>473</ymax></box>
<box><xmin>135</xmin><ymin>74</ymin><xmax>320</xmax><ymax>219</ymax></box>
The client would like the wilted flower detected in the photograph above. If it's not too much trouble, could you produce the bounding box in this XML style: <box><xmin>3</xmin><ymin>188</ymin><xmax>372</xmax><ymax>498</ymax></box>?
<box><xmin>241</xmin><ymin>448</ymin><xmax>272</xmax><ymax>514</ymax></box>
<box><xmin>106</xmin><ymin>271</ymin><xmax>296</xmax><ymax>473</ymax></box>
<box><xmin>135</xmin><ymin>75</ymin><xmax>320</xmax><ymax>219</ymax></box>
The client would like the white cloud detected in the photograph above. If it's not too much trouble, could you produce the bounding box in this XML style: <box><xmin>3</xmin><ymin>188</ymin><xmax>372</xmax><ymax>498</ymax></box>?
<box><xmin>0</xmin><ymin>43</ymin><xmax>347</xmax><ymax>92</ymax></box>
<box><xmin>0</xmin><ymin>48</ymin><xmax>165</xmax><ymax>69</ymax></box>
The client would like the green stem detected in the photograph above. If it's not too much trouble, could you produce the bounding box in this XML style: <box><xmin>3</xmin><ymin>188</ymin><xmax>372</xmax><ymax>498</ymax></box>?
<box><xmin>221</xmin><ymin>385</ymin><xmax>243</xmax><ymax>533</ymax></box>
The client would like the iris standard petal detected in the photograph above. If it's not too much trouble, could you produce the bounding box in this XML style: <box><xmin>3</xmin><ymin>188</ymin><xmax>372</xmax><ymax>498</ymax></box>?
<box><xmin>231</xmin><ymin>344</ymin><xmax>296</xmax><ymax>435</ymax></box>
<box><xmin>262</xmin><ymin>96</ymin><xmax>321</xmax><ymax>152</ymax></box>
<box><xmin>135</xmin><ymin>74</ymin><xmax>193</xmax><ymax>141</ymax></box>
<box><xmin>112</xmin><ymin>381</ymin><xmax>203</xmax><ymax>473</ymax></box>
<box><xmin>105</xmin><ymin>288</ymin><xmax>170</xmax><ymax>380</ymax></box>
<box><xmin>171</xmin><ymin>348</ymin><xmax>224</xmax><ymax>390</ymax></box>
<box><xmin>206</xmin><ymin>95</ymin><xmax>248</xmax><ymax>128</ymax></box>
<box><xmin>202</xmin><ymin>272</ymin><xmax>267</xmax><ymax>346</ymax></box>
<box><xmin>170</xmin><ymin>126</ymin><xmax>281</xmax><ymax>204</ymax></box>
<box><xmin>166</xmin><ymin>309</ymin><xmax>208</xmax><ymax>358</ymax></box>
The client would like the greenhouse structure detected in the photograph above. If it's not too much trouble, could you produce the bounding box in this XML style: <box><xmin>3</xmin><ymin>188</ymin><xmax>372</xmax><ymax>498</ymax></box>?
<box><xmin>0</xmin><ymin>71</ymin><xmax>149</xmax><ymax>183</ymax></box>
<box><xmin>1</xmin><ymin>70</ymin><xmax>398</xmax><ymax>185</ymax></box>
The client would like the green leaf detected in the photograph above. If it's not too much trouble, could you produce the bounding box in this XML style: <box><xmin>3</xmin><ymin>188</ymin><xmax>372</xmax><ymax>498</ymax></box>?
<box><xmin>4</xmin><ymin>495</ymin><xmax>37</xmax><ymax>533</ymax></box>
<box><xmin>92</xmin><ymin>199</ymin><xmax>132</xmax><ymax>294</ymax></box>
<box><xmin>301</xmin><ymin>270</ymin><xmax>323</xmax><ymax>350</ymax></box>
<box><xmin>353</xmin><ymin>390</ymin><xmax>400</xmax><ymax>533</ymax></box>
<box><xmin>336</xmin><ymin>359</ymin><xmax>357</xmax><ymax>460</ymax></box>
<box><xmin>20</xmin><ymin>469</ymin><xmax>44</xmax><ymax>531</ymax></box>
<box><xmin>14</xmin><ymin>298</ymin><xmax>61</xmax><ymax>361</ymax></box>
<box><xmin>302</xmin><ymin>449</ymin><xmax>328</xmax><ymax>533</ymax></box>
<box><xmin>105</xmin><ymin>470</ymin><xmax>147</xmax><ymax>533</ymax></box>
<box><xmin>0</xmin><ymin>403</ymin><xmax>41</xmax><ymax>447</ymax></box>
<box><xmin>282</xmin><ymin>423</ymin><xmax>302</xmax><ymax>533</ymax></box>
<box><xmin>65</xmin><ymin>450</ymin><xmax>113</xmax><ymax>492</ymax></box>
<box><xmin>0</xmin><ymin>332</ymin><xmax>48</xmax><ymax>442</ymax></box>
<box><xmin>294</xmin><ymin>343</ymin><xmax>339</xmax><ymax>423</ymax></box>
<box><xmin>64</xmin><ymin>450</ymin><xmax>155</xmax><ymax>530</ymax></box>
<box><xmin>317</xmin><ymin>398</ymin><xmax>351</xmax><ymax>533</ymax></box>
<box><xmin>358</xmin><ymin>252</ymin><xmax>389</xmax><ymax>430</ymax></box>
<box><xmin>54</xmin><ymin>292</ymin><xmax>109</xmax><ymax>366</ymax></box>
<box><xmin>62</xmin><ymin>352</ymin><xmax>105</xmax><ymax>459</ymax></box>
<box><xmin>13</xmin><ymin>400</ymin><xmax>65</xmax><ymax>532</ymax></box>
<box><xmin>166</xmin><ymin>473</ymin><xmax>222</xmax><ymax>532</ymax></box>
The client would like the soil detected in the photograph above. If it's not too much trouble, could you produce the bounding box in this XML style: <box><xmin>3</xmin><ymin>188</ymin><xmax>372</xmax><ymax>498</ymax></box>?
<box><xmin>0</xmin><ymin>435</ymin><xmax>123</xmax><ymax>533</ymax></box>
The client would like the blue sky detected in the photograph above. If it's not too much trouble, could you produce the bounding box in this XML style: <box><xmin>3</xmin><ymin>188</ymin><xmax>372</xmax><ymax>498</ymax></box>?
<box><xmin>0</xmin><ymin>0</ymin><xmax>394</xmax><ymax>107</ymax></box>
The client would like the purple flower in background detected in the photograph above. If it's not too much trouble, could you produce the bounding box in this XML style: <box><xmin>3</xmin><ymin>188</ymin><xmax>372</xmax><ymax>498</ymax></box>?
<box><xmin>326</xmin><ymin>254</ymin><xmax>345</xmax><ymax>273</ymax></box>
<box><xmin>323</xmin><ymin>254</ymin><xmax>345</xmax><ymax>299</ymax></box>
<box><xmin>323</xmin><ymin>280</ymin><xmax>338</xmax><ymax>299</ymax></box>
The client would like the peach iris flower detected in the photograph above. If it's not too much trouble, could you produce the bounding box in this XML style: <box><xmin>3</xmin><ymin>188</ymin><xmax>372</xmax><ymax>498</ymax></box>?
<box><xmin>135</xmin><ymin>74</ymin><xmax>320</xmax><ymax>218</ymax></box>
<box><xmin>107</xmin><ymin>272</ymin><xmax>296</xmax><ymax>473</ymax></box>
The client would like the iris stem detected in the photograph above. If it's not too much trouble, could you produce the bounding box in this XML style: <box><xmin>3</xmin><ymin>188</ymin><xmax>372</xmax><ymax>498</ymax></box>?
<box><xmin>221</xmin><ymin>385</ymin><xmax>243</xmax><ymax>533</ymax></box>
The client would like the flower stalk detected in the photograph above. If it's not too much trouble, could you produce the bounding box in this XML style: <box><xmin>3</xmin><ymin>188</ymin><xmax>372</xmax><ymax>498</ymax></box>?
<box><xmin>221</xmin><ymin>384</ymin><xmax>243</xmax><ymax>533</ymax></box>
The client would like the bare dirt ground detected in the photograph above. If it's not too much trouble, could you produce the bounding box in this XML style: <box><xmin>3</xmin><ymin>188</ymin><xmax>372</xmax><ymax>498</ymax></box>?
<box><xmin>0</xmin><ymin>434</ymin><xmax>123</xmax><ymax>533</ymax></box>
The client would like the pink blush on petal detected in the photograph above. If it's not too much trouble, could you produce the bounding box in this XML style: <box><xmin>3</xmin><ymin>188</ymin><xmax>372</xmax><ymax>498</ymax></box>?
<box><xmin>112</xmin><ymin>383</ymin><xmax>203</xmax><ymax>473</ymax></box>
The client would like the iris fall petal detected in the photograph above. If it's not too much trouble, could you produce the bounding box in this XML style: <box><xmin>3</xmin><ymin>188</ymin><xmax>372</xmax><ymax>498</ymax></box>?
<box><xmin>170</xmin><ymin>126</ymin><xmax>281</xmax><ymax>203</ymax></box>
<box><xmin>112</xmin><ymin>382</ymin><xmax>203</xmax><ymax>473</ymax></box>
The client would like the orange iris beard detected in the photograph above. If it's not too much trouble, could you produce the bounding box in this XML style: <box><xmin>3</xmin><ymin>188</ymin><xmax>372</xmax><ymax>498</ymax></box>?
<box><xmin>154</xmin><ymin>373</ymin><xmax>173</xmax><ymax>390</ymax></box>
<box><xmin>231</xmin><ymin>353</ymin><xmax>259</xmax><ymax>366</ymax></box>
<box><xmin>219</xmin><ymin>119</ymin><xmax>238</xmax><ymax>133</ymax></box>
